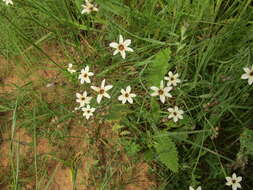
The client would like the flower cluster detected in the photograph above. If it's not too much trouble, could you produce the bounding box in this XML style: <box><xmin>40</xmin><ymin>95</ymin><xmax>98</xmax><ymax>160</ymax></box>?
<box><xmin>68</xmin><ymin>61</ymin><xmax>137</xmax><ymax>120</ymax></box>
<box><xmin>150</xmin><ymin>71</ymin><xmax>184</xmax><ymax>123</ymax></box>
<box><xmin>68</xmin><ymin>41</ymin><xmax>184</xmax><ymax>123</ymax></box>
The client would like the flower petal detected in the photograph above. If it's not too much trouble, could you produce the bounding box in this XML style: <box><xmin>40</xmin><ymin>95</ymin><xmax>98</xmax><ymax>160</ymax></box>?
<box><xmin>150</xmin><ymin>86</ymin><xmax>159</xmax><ymax>91</ymax></box>
<box><xmin>101</xmin><ymin>79</ymin><xmax>106</xmax><ymax>88</ymax></box>
<box><xmin>103</xmin><ymin>92</ymin><xmax>111</xmax><ymax>99</ymax></box>
<box><xmin>160</xmin><ymin>95</ymin><xmax>165</xmax><ymax>103</ymax></box>
<box><xmin>109</xmin><ymin>42</ymin><xmax>118</xmax><ymax>48</ymax></box>
<box><xmin>150</xmin><ymin>92</ymin><xmax>158</xmax><ymax>96</ymax></box>
<box><xmin>119</xmin><ymin>35</ymin><xmax>124</xmax><ymax>44</ymax></box>
<box><xmin>91</xmin><ymin>86</ymin><xmax>100</xmax><ymax>92</ymax></box>
<box><xmin>97</xmin><ymin>95</ymin><xmax>103</xmax><ymax>103</ymax></box>
<box><xmin>127</xmin><ymin>97</ymin><xmax>133</xmax><ymax>104</ymax></box>
<box><xmin>241</xmin><ymin>73</ymin><xmax>249</xmax><ymax>79</ymax></box>
<box><xmin>113</xmin><ymin>50</ymin><xmax>119</xmax><ymax>55</ymax></box>
<box><xmin>105</xmin><ymin>85</ymin><xmax>113</xmax><ymax>91</ymax></box>
<box><xmin>125</xmin><ymin>47</ymin><xmax>134</xmax><ymax>52</ymax></box>
<box><xmin>120</xmin><ymin>50</ymin><xmax>126</xmax><ymax>59</ymax></box>
<box><xmin>124</xmin><ymin>39</ymin><xmax>131</xmax><ymax>46</ymax></box>
<box><xmin>126</xmin><ymin>86</ymin><xmax>131</xmax><ymax>93</ymax></box>
<box><xmin>236</xmin><ymin>176</ymin><xmax>242</xmax><ymax>183</ymax></box>
<box><xmin>85</xmin><ymin>65</ymin><xmax>89</xmax><ymax>72</ymax></box>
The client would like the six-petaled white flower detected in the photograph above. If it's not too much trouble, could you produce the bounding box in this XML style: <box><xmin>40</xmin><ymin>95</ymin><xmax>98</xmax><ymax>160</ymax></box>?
<box><xmin>78</xmin><ymin>66</ymin><xmax>94</xmax><ymax>84</ymax></box>
<box><xmin>76</xmin><ymin>91</ymin><xmax>92</xmax><ymax>107</ymax></box>
<box><xmin>82</xmin><ymin>105</ymin><xmax>96</xmax><ymax>120</ymax></box>
<box><xmin>3</xmin><ymin>0</ymin><xmax>13</xmax><ymax>5</ymax></box>
<box><xmin>118</xmin><ymin>86</ymin><xmax>136</xmax><ymax>104</ymax></box>
<box><xmin>189</xmin><ymin>186</ymin><xmax>201</xmax><ymax>190</ymax></box>
<box><xmin>165</xmin><ymin>71</ymin><xmax>181</xmax><ymax>87</ymax></box>
<box><xmin>109</xmin><ymin>35</ymin><xmax>134</xmax><ymax>59</ymax></box>
<box><xmin>150</xmin><ymin>80</ymin><xmax>172</xmax><ymax>103</ymax></box>
<box><xmin>167</xmin><ymin>106</ymin><xmax>184</xmax><ymax>122</ymax></box>
<box><xmin>67</xmin><ymin>63</ymin><xmax>76</xmax><ymax>74</ymax></box>
<box><xmin>91</xmin><ymin>79</ymin><xmax>113</xmax><ymax>103</ymax></box>
<box><xmin>81</xmin><ymin>0</ymin><xmax>98</xmax><ymax>14</ymax></box>
<box><xmin>241</xmin><ymin>65</ymin><xmax>253</xmax><ymax>85</ymax></box>
<box><xmin>226</xmin><ymin>173</ymin><xmax>242</xmax><ymax>190</ymax></box>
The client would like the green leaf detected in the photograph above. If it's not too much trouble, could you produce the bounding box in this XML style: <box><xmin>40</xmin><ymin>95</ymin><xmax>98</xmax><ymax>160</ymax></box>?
<box><xmin>154</xmin><ymin>131</ymin><xmax>179</xmax><ymax>173</ymax></box>
<box><xmin>145</xmin><ymin>48</ymin><xmax>171</xmax><ymax>86</ymax></box>
<box><xmin>150</xmin><ymin>98</ymin><xmax>160</xmax><ymax>124</ymax></box>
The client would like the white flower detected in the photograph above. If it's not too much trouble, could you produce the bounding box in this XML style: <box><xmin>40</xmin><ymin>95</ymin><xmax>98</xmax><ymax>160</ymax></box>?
<box><xmin>109</xmin><ymin>35</ymin><xmax>134</xmax><ymax>59</ymax></box>
<box><xmin>167</xmin><ymin>106</ymin><xmax>184</xmax><ymax>122</ymax></box>
<box><xmin>189</xmin><ymin>186</ymin><xmax>201</xmax><ymax>190</ymax></box>
<box><xmin>3</xmin><ymin>0</ymin><xmax>13</xmax><ymax>5</ymax></box>
<box><xmin>118</xmin><ymin>86</ymin><xmax>136</xmax><ymax>104</ymax></box>
<box><xmin>150</xmin><ymin>80</ymin><xmax>172</xmax><ymax>103</ymax></box>
<box><xmin>78</xmin><ymin>66</ymin><xmax>94</xmax><ymax>84</ymax></box>
<box><xmin>226</xmin><ymin>173</ymin><xmax>242</xmax><ymax>190</ymax></box>
<box><xmin>82</xmin><ymin>105</ymin><xmax>95</xmax><ymax>120</ymax></box>
<box><xmin>91</xmin><ymin>79</ymin><xmax>113</xmax><ymax>103</ymax></box>
<box><xmin>164</xmin><ymin>71</ymin><xmax>181</xmax><ymax>86</ymax></box>
<box><xmin>76</xmin><ymin>91</ymin><xmax>92</xmax><ymax>107</ymax></box>
<box><xmin>67</xmin><ymin>63</ymin><xmax>76</xmax><ymax>74</ymax></box>
<box><xmin>241</xmin><ymin>65</ymin><xmax>253</xmax><ymax>85</ymax></box>
<box><xmin>81</xmin><ymin>0</ymin><xmax>98</xmax><ymax>14</ymax></box>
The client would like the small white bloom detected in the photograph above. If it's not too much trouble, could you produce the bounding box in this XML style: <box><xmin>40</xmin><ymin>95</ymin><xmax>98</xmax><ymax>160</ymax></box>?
<box><xmin>3</xmin><ymin>0</ymin><xmax>13</xmax><ymax>5</ymax></box>
<box><xmin>164</xmin><ymin>71</ymin><xmax>181</xmax><ymax>87</ymax></box>
<box><xmin>118</xmin><ymin>86</ymin><xmax>136</xmax><ymax>104</ymax></box>
<box><xmin>67</xmin><ymin>63</ymin><xmax>76</xmax><ymax>74</ymax></box>
<box><xmin>189</xmin><ymin>186</ymin><xmax>201</xmax><ymax>190</ymax></box>
<box><xmin>109</xmin><ymin>35</ymin><xmax>134</xmax><ymax>59</ymax></box>
<box><xmin>81</xmin><ymin>0</ymin><xmax>98</xmax><ymax>14</ymax></box>
<box><xmin>150</xmin><ymin>80</ymin><xmax>172</xmax><ymax>103</ymax></box>
<box><xmin>76</xmin><ymin>91</ymin><xmax>92</xmax><ymax>107</ymax></box>
<box><xmin>82</xmin><ymin>105</ymin><xmax>95</xmax><ymax>120</ymax></box>
<box><xmin>167</xmin><ymin>106</ymin><xmax>184</xmax><ymax>122</ymax></box>
<box><xmin>241</xmin><ymin>65</ymin><xmax>253</xmax><ymax>85</ymax></box>
<box><xmin>78</xmin><ymin>66</ymin><xmax>94</xmax><ymax>84</ymax></box>
<box><xmin>91</xmin><ymin>79</ymin><xmax>113</xmax><ymax>103</ymax></box>
<box><xmin>226</xmin><ymin>173</ymin><xmax>242</xmax><ymax>190</ymax></box>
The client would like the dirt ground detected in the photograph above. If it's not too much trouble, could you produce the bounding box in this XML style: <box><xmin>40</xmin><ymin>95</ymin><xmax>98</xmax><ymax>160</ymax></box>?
<box><xmin>0</xmin><ymin>45</ymin><xmax>156</xmax><ymax>190</ymax></box>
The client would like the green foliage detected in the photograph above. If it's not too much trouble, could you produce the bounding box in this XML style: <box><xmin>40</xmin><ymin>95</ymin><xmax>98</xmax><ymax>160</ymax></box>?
<box><xmin>239</xmin><ymin>128</ymin><xmax>253</xmax><ymax>157</ymax></box>
<box><xmin>122</xmin><ymin>139</ymin><xmax>141</xmax><ymax>157</ymax></box>
<box><xmin>154</xmin><ymin>131</ymin><xmax>179</xmax><ymax>173</ymax></box>
<box><xmin>104</xmin><ymin>104</ymin><xmax>131</xmax><ymax>121</ymax></box>
<box><xmin>150</xmin><ymin>98</ymin><xmax>160</xmax><ymax>125</ymax></box>
<box><xmin>145</xmin><ymin>48</ymin><xmax>171</xmax><ymax>87</ymax></box>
